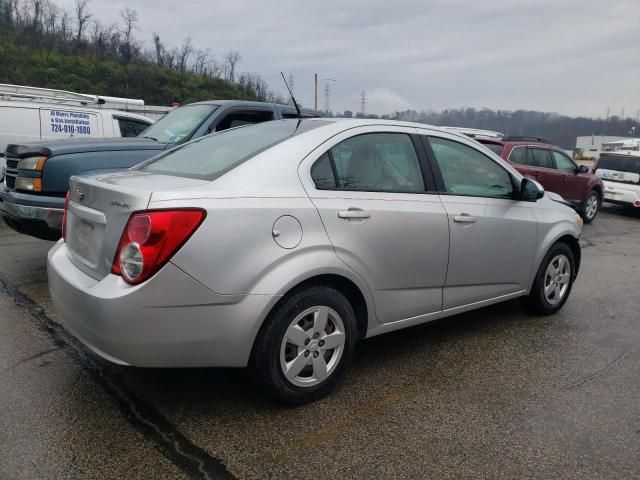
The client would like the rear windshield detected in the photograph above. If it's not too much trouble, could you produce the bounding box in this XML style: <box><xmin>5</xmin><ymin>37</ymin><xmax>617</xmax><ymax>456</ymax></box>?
<box><xmin>140</xmin><ymin>119</ymin><xmax>329</xmax><ymax>180</ymax></box>
<box><xmin>596</xmin><ymin>154</ymin><xmax>640</xmax><ymax>175</ymax></box>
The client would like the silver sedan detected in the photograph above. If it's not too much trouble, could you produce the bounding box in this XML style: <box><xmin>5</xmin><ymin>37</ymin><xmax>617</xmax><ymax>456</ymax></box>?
<box><xmin>48</xmin><ymin>119</ymin><xmax>583</xmax><ymax>404</ymax></box>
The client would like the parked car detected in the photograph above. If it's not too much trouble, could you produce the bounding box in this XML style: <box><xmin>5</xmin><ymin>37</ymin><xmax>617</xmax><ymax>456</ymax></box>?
<box><xmin>0</xmin><ymin>100</ymin><xmax>320</xmax><ymax>240</ymax></box>
<box><xmin>48</xmin><ymin>119</ymin><xmax>583</xmax><ymax>404</ymax></box>
<box><xmin>473</xmin><ymin>136</ymin><xmax>604</xmax><ymax>223</ymax></box>
<box><xmin>0</xmin><ymin>83</ymin><xmax>155</xmax><ymax>183</ymax></box>
<box><xmin>593</xmin><ymin>151</ymin><xmax>640</xmax><ymax>208</ymax></box>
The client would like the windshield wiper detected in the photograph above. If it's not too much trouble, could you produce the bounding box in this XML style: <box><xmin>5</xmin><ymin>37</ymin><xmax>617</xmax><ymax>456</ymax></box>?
<box><xmin>142</xmin><ymin>135</ymin><xmax>158</xmax><ymax>141</ymax></box>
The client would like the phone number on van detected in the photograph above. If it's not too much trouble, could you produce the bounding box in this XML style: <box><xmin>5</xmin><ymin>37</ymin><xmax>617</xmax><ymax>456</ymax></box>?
<box><xmin>50</xmin><ymin>124</ymin><xmax>91</xmax><ymax>135</ymax></box>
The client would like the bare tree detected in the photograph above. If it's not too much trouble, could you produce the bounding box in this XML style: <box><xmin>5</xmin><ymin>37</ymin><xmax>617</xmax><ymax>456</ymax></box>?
<box><xmin>177</xmin><ymin>36</ymin><xmax>192</xmax><ymax>72</ymax></box>
<box><xmin>119</xmin><ymin>7</ymin><xmax>137</xmax><ymax>64</ymax></box>
<box><xmin>59</xmin><ymin>7</ymin><xmax>71</xmax><ymax>40</ymax></box>
<box><xmin>223</xmin><ymin>51</ymin><xmax>241</xmax><ymax>82</ymax></box>
<box><xmin>31</xmin><ymin>0</ymin><xmax>41</xmax><ymax>30</ymax></box>
<box><xmin>42</xmin><ymin>1</ymin><xmax>58</xmax><ymax>35</ymax></box>
<box><xmin>152</xmin><ymin>33</ymin><xmax>164</xmax><ymax>65</ymax></box>
<box><xmin>120</xmin><ymin>7</ymin><xmax>137</xmax><ymax>44</ymax></box>
<box><xmin>74</xmin><ymin>0</ymin><xmax>91</xmax><ymax>42</ymax></box>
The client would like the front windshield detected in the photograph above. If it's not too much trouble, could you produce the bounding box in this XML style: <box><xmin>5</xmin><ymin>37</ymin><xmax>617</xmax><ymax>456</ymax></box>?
<box><xmin>139</xmin><ymin>104</ymin><xmax>217</xmax><ymax>143</ymax></box>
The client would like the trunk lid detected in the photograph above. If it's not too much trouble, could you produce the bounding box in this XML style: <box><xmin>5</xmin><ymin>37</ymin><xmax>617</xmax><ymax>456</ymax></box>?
<box><xmin>66</xmin><ymin>171</ymin><xmax>208</xmax><ymax>279</ymax></box>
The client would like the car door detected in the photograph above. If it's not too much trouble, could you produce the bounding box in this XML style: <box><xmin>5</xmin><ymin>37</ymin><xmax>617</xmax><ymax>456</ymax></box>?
<box><xmin>303</xmin><ymin>126</ymin><xmax>449</xmax><ymax>324</ymax></box>
<box><xmin>526</xmin><ymin>147</ymin><xmax>569</xmax><ymax>197</ymax></box>
<box><xmin>423</xmin><ymin>133</ymin><xmax>538</xmax><ymax>309</ymax></box>
<box><xmin>550</xmin><ymin>150</ymin><xmax>583</xmax><ymax>202</ymax></box>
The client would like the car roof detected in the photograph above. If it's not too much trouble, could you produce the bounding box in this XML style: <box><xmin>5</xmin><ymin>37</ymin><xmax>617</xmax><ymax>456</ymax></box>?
<box><xmin>475</xmin><ymin>137</ymin><xmax>559</xmax><ymax>149</ymax></box>
<box><xmin>187</xmin><ymin>99</ymin><xmax>320</xmax><ymax>115</ymax></box>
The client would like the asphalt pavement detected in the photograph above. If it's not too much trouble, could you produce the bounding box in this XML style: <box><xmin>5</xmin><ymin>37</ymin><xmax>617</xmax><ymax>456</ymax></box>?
<box><xmin>1</xmin><ymin>204</ymin><xmax>639</xmax><ymax>480</ymax></box>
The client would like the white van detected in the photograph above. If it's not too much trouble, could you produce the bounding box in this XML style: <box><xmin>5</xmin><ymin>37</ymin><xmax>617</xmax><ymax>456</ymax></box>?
<box><xmin>0</xmin><ymin>84</ymin><xmax>155</xmax><ymax>180</ymax></box>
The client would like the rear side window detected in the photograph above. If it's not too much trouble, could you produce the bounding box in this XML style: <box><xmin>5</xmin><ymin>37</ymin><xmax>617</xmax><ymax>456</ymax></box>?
<box><xmin>311</xmin><ymin>133</ymin><xmax>425</xmax><ymax>193</ymax></box>
<box><xmin>118</xmin><ymin>118</ymin><xmax>150</xmax><ymax>137</ymax></box>
<box><xmin>482</xmin><ymin>143</ymin><xmax>504</xmax><ymax>156</ymax></box>
<box><xmin>214</xmin><ymin>110</ymin><xmax>274</xmax><ymax>132</ymax></box>
<box><xmin>508</xmin><ymin>146</ymin><xmax>527</xmax><ymax>165</ymax></box>
<box><xmin>528</xmin><ymin>148</ymin><xmax>553</xmax><ymax>169</ymax></box>
<box><xmin>310</xmin><ymin>153</ymin><xmax>336</xmax><ymax>189</ymax></box>
<box><xmin>141</xmin><ymin>120</ymin><xmax>316</xmax><ymax>180</ymax></box>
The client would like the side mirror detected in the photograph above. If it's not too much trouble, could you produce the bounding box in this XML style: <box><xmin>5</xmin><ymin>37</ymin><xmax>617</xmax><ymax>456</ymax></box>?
<box><xmin>578</xmin><ymin>164</ymin><xmax>589</xmax><ymax>174</ymax></box>
<box><xmin>520</xmin><ymin>177</ymin><xmax>544</xmax><ymax>201</ymax></box>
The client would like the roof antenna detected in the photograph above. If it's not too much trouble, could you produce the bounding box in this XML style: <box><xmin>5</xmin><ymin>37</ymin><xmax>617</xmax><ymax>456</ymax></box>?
<box><xmin>281</xmin><ymin>72</ymin><xmax>301</xmax><ymax>119</ymax></box>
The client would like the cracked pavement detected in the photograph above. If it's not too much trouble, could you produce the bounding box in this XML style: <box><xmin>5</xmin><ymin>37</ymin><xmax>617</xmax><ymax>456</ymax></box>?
<box><xmin>1</xmin><ymin>204</ymin><xmax>639</xmax><ymax>479</ymax></box>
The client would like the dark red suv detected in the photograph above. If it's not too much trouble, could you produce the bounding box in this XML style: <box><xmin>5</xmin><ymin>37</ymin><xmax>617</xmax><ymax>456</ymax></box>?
<box><xmin>476</xmin><ymin>136</ymin><xmax>604</xmax><ymax>222</ymax></box>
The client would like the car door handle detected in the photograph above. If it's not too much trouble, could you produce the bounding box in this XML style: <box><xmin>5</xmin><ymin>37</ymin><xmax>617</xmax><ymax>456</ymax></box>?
<box><xmin>453</xmin><ymin>213</ymin><xmax>476</xmax><ymax>223</ymax></box>
<box><xmin>338</xmin><ymin>209</ymin><xmax>371</xmax><ymax>219</ymax></box>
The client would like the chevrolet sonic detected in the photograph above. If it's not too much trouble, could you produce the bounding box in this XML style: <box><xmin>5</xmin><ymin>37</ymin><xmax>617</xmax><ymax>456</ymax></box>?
<box><xmin>48</xmin><ymin>119</ymin><xmax>583</xmax><ymax>404</ymax></box>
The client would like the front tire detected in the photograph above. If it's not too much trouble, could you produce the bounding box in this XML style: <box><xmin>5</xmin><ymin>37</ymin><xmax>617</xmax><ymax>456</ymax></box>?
<box><xmin>581</xmin><ymin>190</ymin><xmax>600</xmax><ymax>223</ymax></box>
<box><xmin>250</xmin><ymin>285</ymin><xmax>357</xmax><ymax>405</ymax></box>
<box><xmin>521</xmin><ymin>242</ymin><xmax>576</xmax><ymax>315</ymax></box>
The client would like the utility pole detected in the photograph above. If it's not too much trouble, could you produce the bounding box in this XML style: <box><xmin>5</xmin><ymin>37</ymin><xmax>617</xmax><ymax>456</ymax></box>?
<box><xmin>314</xmin><ymin>73</ymin><xmax>318</xmax><ymax>111</ymax></box>
<box><xmin>360</xmin><ymin>91</ymin><xmax>367</xmax><ymax>117</ymax></box>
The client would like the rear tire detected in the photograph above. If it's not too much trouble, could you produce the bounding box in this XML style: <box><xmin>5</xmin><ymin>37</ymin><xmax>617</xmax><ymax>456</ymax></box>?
<box><xmin>250</xmin><ymin>284</ymin><xmax>357</xmax><ymax>405</ymax></box>
<box><xmin>521</xmin><ymin>242</ymin><xmax>575</xmax><ymax>315</ymax></box>
<box><xmin>581</xmin><ymin>190</ymin><xmax>600</xmax><ymax>223</ymax></box>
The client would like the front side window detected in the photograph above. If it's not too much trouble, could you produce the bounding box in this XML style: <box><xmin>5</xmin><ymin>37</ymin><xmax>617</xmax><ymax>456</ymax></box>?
<box><xmin>551</xmin><ymin>151</ymin><xmax>577</xmax><ymax>172</ymax></box>
<box><xmin>139</xmin><ymin>104</ymin><xmax>217</xmax><ymax>143</ymax></box>
<box><xmin>311</xmin><ymin>133</ymin><xmax>425</xmax><ymax>193</ymax></box>
<box><xmin>528</xmin><ymin>148</ymin><xmax>553</xmax><ymax>169</ymax></box>
<box><xmin>428</xmin><ymin>137</ymin><xmax>514</xmax><ymax>198</ymax></box>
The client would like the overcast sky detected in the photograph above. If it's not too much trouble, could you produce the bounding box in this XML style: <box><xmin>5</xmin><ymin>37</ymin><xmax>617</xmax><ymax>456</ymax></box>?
<box><xmin>60</xmin><ymin>0</ymin><xmax>639</xmax><ymax>117</ymax></box>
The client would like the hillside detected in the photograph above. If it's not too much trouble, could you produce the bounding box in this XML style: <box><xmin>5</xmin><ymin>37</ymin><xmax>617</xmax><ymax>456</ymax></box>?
<box><xmin>0</xmin><ymin>0</ymin><xmax>274</xmax><ymax>105</ymax></box>
<box><xmin>0</xmin><ymin>34</ymin><xmax>256</xmax><ymax>104</ymax></box>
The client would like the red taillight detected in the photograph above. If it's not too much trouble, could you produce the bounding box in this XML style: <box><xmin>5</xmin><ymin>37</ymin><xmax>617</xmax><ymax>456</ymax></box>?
<box><xmin>112</xmin><ymin>209</ymin><xmax>206</xmax><ymax>285</ymax></box>
<box><xmin>62</xmin><ymin>191</ymin><xmax>70</xmax><ymax>241</ymax></box>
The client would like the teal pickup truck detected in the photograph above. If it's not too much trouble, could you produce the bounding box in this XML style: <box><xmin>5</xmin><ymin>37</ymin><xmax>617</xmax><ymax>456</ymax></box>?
<box><xmin>0</xmin><ymin>100</ymin><xmax>319</xmax><ymax>239</ymax></box>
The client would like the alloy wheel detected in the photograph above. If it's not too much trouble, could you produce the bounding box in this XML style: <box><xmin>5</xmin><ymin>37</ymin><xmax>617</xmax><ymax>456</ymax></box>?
<box><xmin>279</xmin><ymin>306</ymin><xmax>346</xmax><ymax>388</ymax></box>
<box><xmin>585</xmin><ymin>193</ymin><xmax>599</xmax><ymax>220</ymax></box>
<box><xmin>544</xmin><ymin>254</ymin><xmax>571</xmax><ymax>305</ymax></box>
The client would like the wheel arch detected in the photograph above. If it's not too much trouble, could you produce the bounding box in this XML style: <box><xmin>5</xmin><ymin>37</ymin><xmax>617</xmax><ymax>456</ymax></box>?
<box><xmin>531</xmin><ymin>222</ymin><xmax>582</xmax><ymax>291</ymax></box>
<box><xmin>555</xmin><ymin>234</ymin><xmax>581</xmax><ymax>276</ymax></box>
<box><xmin>249</xmin><ymin>272</ymin><xmax>372</xmax><ymax>366</ymax></box>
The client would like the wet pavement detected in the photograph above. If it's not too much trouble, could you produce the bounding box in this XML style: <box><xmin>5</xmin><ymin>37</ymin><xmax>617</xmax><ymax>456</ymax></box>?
<box><xmin>1</xmin><ymin>204</ymin><xmax>639</xmax><ymax>479</ymax></box>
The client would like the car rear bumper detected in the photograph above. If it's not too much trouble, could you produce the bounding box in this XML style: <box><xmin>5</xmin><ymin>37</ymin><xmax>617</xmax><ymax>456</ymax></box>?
<box><xmin>602</xmin><ymin>181</ymin><xmax>640</xmax><ymax>207</ymax></box>
<box><xmin>47</xmin><ymin>240</ymin><xmax>279</xmax><ymax>367</ymax></box>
